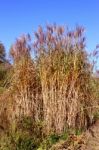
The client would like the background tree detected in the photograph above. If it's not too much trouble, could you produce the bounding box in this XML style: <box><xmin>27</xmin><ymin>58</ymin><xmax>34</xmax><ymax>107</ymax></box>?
<box><xmin>0</xmin><ymin>42</ymin><xmax>11</xmax><ymax>92</ymax></box>
<box><xmin>0</xmin><ymin>42</ymin><xmax>6</xmax><ymax>63</ymax></box>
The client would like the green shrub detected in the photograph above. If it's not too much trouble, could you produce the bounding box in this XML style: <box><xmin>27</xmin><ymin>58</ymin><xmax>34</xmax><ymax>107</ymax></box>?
<box><xmin>38</xmin><ymin>133</ymin><xmax>60</xmax><ymax>150</ymax></box>
<box><xmin>0</xmin><ymin>130</ymin><xmax>35</xmax><ymax>150</ymax></box>
<box><xmin>38</xmin><ymin>132</ymin><xmax>69</xmax><ymax>150</ymax></box>
<box><xmin>0</xmin><ymin>116</ymin><xmax>45</xmax><ymax>150</ymax></box>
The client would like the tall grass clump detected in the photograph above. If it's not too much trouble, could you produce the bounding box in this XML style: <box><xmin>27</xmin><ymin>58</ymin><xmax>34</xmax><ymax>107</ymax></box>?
<box><xmin>2</xmin><ymin>24</ymin><xmax>97</xmax><ymax>136</ymax></box>
<box><xmin>0</xmin><ymin>24</ymin><xmax>99</xmax><ymax>150</ymax></box>
<box><xmin>9</xmin><ymin>35</ymin><xmax>42</xmax><ymax>121</ymax></box>
<box><xmin>33</xmin><ymin>24</ymin><xmax>94</xmax><ymax>134</ymax></box>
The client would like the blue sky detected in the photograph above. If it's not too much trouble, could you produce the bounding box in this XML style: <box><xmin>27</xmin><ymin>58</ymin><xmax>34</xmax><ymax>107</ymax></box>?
<box><xmin>0</xmin><ymin>0</ymin><xmax>99</xmax><ymax>54</ymax></box>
